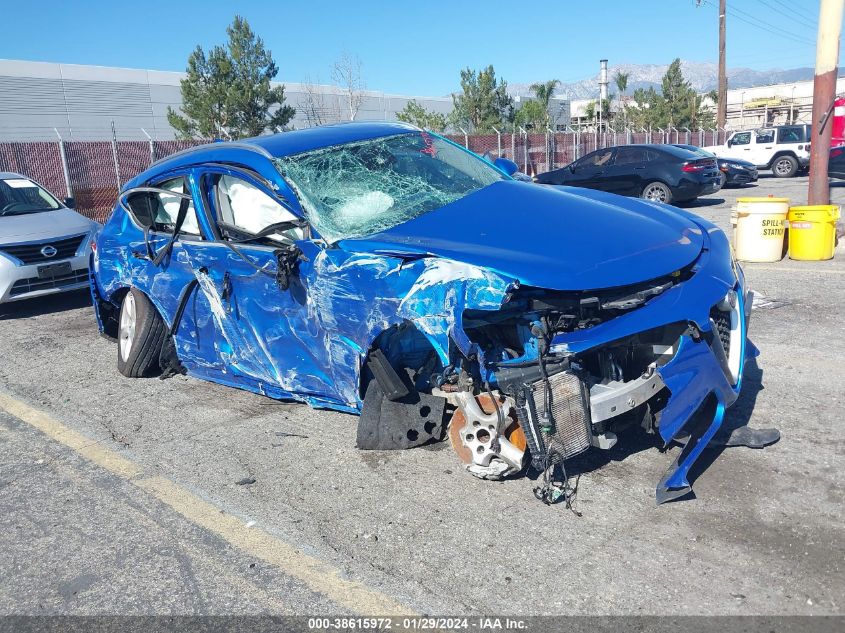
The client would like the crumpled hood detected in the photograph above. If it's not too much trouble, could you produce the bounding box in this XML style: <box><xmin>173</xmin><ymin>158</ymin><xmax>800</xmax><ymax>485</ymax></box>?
<box><xmin>0</xmin><ymin>208</ymin><xmax>95</xmax><ymax>244</ymax></box>
<box><xmin>340</xmin><ymin>180</ymin><xmax>705</xmax><ymax>291</ymax></box>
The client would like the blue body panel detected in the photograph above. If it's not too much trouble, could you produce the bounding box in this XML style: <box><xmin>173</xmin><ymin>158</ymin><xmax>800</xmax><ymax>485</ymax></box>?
<box><xmin>357</xmin><ymin>182</ymin><xmax>705</xmax><ymax>291</ymax></box>
<box><xmin>92</xmin><ymin>123</ymin><xmax>756</xmax><ymax>504</ymax></box>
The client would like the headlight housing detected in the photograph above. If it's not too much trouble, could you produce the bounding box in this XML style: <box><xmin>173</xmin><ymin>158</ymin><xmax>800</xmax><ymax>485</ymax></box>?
<box><xmin>75</xmin><ymin>224</ymin><xmax>102</xmax><ymax>257</ymax></box>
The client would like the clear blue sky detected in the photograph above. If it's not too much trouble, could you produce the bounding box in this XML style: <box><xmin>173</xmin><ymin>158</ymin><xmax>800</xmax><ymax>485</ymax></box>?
<box><xmin>0</xmin><ymin>0</ymin><xmax>833</xmax><ymax>95</ymax></box>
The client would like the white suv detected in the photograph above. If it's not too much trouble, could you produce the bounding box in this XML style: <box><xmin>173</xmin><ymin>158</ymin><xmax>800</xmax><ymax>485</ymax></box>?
<box><xmin>703</xmin><ymin>125</ymin><xmax>810</xmax><ymax>178</ymax></box>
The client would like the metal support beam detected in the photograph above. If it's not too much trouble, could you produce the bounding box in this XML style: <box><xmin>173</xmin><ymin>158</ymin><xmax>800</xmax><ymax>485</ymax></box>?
<box><xmin>54</xmin><ymin>128</ymin><xmax>72</xmax><ymax>199</ymax></box>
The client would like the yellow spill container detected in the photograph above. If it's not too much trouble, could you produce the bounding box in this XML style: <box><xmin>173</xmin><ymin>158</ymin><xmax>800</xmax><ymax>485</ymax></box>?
<box><xmin>734</xmin><ymin>197</ymin><xmax>789</xmax><ymax>262</ymax></box>
<box><xmin>787</xmin><ymin>205</ymin><xmax>840</xmax><ymax>261</ymax></box>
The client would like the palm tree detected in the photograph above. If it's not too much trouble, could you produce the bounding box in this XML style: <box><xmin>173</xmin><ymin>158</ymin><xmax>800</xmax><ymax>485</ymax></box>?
<box><xmin>529</xmin><ymin>79</ymin><xmax>560</xmax><ymax>128</ymax></box>
<box><xmin>614</xmin><ymin>71</ymin><xmax>629</xmax><ymax>96</ymax></box>
<box><xmin>614</xmin><ymin>71</ymin><xmax>630</xmax><ymax>128</ymax></box>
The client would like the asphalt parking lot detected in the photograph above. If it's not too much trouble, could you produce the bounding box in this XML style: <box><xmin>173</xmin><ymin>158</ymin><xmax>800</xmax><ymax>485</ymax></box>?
<box><xmin>0</xmin><ymin>175</ymin><xmax>843</xmax><ymax>616</ymax></box>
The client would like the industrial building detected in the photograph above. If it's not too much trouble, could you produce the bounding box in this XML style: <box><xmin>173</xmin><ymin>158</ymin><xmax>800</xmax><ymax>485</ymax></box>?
<box><xmin>570</xmin><ymin>76</ymin><xmax>845</xmax><ymax>130</ymax></box>
<box><xmin>0</xmin><ymin>58</ymin><xmax>453</xmax><ymax>141</ymax></box>
<box><xmin>2</xmin><ymin>57</ymin><xmax>840</xmax><ymax>141</ymax></box>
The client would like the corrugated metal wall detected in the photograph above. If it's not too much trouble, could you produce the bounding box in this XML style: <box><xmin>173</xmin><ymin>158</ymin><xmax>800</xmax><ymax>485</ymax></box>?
<box><xmin>0</xmin><ymin>59</ymin><xmax>453</xmax><ymax>142</ymax></box>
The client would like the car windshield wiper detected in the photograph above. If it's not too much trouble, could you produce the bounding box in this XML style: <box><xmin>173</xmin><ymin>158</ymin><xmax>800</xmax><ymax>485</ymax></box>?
<box><xmin>0</xmin><ymin>207</ymin><xmax>54</xmax><ymax>217</ymax></box>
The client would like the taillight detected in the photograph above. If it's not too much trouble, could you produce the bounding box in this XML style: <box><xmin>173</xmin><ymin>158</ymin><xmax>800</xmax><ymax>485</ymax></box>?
<box><xmin>682</xmin><ymin>162</ymin><xmax>708</xmax><ymax>172</ymax></box>
<box><xmin>832</xmin><ymin>148</ymin><xmax>843</xmax><ymax>158</ymax></box>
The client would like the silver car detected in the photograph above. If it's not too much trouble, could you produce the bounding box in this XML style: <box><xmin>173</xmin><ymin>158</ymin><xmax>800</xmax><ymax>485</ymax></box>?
<box><xmin>0</xmin><ymin>172</ymin><xmax>99</xmax><ymax>303</ymax></box>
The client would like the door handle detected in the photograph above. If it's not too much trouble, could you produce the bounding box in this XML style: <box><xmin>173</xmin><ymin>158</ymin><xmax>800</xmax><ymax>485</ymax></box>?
<box><xmin>131</xmin><ymin>250</ymin><xmax>148</xmax><ymax>260</ymax></box>
<box><xmin>633</xmin><ymin>166</ymin><xmax>646</xmax><ymax>170</ymax></box>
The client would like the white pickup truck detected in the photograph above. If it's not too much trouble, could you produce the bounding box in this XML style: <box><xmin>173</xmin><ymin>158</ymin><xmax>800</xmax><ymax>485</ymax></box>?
<box><xmin>703</xmin><ymin>125</ymin><xmax>810</xmax><ymax>178</ymax></box>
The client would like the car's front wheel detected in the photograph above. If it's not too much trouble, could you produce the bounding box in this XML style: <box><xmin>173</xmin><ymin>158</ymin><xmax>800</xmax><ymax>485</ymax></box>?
<box><xmin>117</xmin><ymin>288</ymin><xmax>166</xmax><ymax>377</ymax></box>
<box><xmin>772</xmin><ymin>155</ymin><xmax>798</xmax><ymax>178</ymax></box>
<box><xmin>641</xmin><ymin>181</ymin><xmax>673</xmax><ymax>204</ymax></box>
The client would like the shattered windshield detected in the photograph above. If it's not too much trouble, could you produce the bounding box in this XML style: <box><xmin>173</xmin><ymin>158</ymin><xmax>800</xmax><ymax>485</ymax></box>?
<box><xmin>274</xmin><ymin>132</ymin><xmax>505</xmax><ymax>242</ymax></box>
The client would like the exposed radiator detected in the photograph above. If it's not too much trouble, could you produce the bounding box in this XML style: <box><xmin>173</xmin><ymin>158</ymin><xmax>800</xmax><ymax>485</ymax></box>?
<box><xmin>517</xmin><ymin>370</ymin><xmax>592</xmax><ymax>466</ymax></box>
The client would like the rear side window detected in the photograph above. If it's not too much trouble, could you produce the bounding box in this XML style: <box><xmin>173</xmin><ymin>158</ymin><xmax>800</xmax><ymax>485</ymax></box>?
<box><xmin>777</xmin><ymin>127</ymin><xmax>803</xmax><ymax>143</ymax></box>
<box><xmin>615</xmin><ymin>147</ymin><xmax>648</xmax><ymax>165</ymax></box>
<box><xmin>125</xmin><ymin>177</ymin><xmax>202</xmax><ymax>236</ymax></box>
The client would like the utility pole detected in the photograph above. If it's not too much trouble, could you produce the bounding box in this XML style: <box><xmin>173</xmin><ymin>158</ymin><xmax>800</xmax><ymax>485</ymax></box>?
<box><xmin>717</xmin><ymin>0</ymin><xmax>727</xmax><ymax>128</ymax></box>
<box><xmin>808</xmin><ymin>0</ymin><xmax>845</xmax><ymax>205</ymax></box>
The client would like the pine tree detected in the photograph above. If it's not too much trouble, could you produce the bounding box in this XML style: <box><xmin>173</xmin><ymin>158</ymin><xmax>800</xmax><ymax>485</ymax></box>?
<box><xmin>449</xmin><ymin>66</ymin><xmax>513</xmax><ymax>133</ymax></box>
<box><xmin>167</xmin><ymin>16</ymin><xmax>295</xmax><ymax>139</ymax></box>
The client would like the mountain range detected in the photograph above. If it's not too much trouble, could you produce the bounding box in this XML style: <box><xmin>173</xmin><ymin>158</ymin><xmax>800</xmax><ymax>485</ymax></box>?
<box><xmin>508</xmin><ymin>60</ymin><xmax>815</xmax><ymax>101</ymax></box>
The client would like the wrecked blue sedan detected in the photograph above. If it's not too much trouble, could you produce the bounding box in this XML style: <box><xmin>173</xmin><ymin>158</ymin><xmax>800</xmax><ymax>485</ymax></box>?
<box><xmin>91</xmin><ymin>122</ymin><xmax>757</xmax><ymax>504</ymax></box>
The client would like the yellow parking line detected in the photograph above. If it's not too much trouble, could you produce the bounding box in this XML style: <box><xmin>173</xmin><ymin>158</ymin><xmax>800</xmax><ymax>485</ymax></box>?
<box><xmin>0</xmin><ymin>392</ymin><xmax>142</xmax><ymax>479</ymax></box>
<box><xmin>0</xmin><ymin>391</ymin><xmax>413</xmax><ymax>616</ymax></box>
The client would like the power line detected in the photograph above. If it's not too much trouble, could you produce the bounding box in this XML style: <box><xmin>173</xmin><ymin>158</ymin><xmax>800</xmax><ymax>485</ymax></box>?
<box><xmin>726</xmin><ymin>3</ymin><xmax>817</xmax><ymax>45</ymax></box>
<box><xmin>701</xmin><ymin>0</ymin><xmax>816</xmax><ymax>47</ymax></box>
<box><xmin>767</xmin><ymin>0</ymin><xmax>819</xmax><ymax>30</ymax></box>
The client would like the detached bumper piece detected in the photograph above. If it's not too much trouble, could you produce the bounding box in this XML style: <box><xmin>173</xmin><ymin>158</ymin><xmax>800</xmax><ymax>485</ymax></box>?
<box><xmin>357</xmin><ymin>382</ymin><xmax>447</xmax><ymax>450</ymax></box>
<box><xmin>654</xmin><ymin>296</ymin><xmax>748</xmax><ymax>504</ymax></box>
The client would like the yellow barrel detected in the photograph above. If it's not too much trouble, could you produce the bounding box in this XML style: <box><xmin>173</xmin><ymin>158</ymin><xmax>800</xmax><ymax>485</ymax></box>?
<box><xmin>734</xmin><ymin>197</ymin><xmax>789</xmax><ymax>262</ymax></box>
<box><xmin>787</xmin><ymin>205</ymin><xmax>840</xmax><ymax>261</ymax></box>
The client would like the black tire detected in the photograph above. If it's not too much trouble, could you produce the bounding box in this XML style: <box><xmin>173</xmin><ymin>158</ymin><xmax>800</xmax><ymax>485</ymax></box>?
<box><xmin>117</xmin><ymin>288</ymin><xmax>166</xmax><ymax>378</ymax></box>
<box><xmin>772</xmin><ymin>155</ymin><xmax>798</xmax><ymax>178</ymax></box>
<box><xmin>641</xmin><ymin>181</ymin><xmax>673</xmax><ymax>204</ymax></box>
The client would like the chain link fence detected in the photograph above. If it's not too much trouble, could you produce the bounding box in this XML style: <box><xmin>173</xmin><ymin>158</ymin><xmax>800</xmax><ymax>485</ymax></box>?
<box><xmin>0</xmin><ymin>138</ymin><xmax>206</xmax><ymax>222</ymax></box>
<box><xmin>444</xmin><ymin>129</ymin><xmax>730</xmax><ymax>176</ymax></box>
<box><xmin>1</xmin><ymin>129</ymin><xmax>731</xmax><ymax>222</ymax></box>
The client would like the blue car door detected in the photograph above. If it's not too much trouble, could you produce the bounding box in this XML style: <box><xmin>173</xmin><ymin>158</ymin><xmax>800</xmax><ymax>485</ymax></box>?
<box><xmin>119</xmin><ymin>173</ymin><xmax>228</xmax><ymax>375</ymax></box>
<box><xmin>177</xmin><ymin>167</ymin><xmax>348</xmax><ymax>407</ymax></box>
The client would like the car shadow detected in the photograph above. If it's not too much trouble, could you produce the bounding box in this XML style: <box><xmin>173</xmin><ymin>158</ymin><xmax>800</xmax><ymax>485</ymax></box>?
<box><xmin>724</xmin><ymin>183</ymin><xmax>759</xmax><ymax>190</ymax></box>
<box><xmin>525</xmin><ymin>357</ymin><xmax>766</xmax><ymax>500</ymax></box>
<box><xmin>684</xmin><ymin>356</ymin><xmax>766</xmax><ymax>487</ymax></box>
<box><xmin>525</xmin><ymin>415</ymin><xmax>663</xmax><ymax>483</ymax></box>
<box><xmin>678</xmin><ymin>197</ymin><xmax>725</xmax><ymax>208</ymax></box>
<box><xmin>0</xmin><ymin>289</ymin><xmax>92</xmax><ymax>320</ymax></box>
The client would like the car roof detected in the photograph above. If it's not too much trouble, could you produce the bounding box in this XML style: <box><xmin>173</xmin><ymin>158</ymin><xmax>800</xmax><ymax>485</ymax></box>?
<box><xmin>592</xmin><ymin>144</ymin><xmax>675</xmax><ymax>151</ymax></box>
<box><xmin>0</xmin><ymin>171</ymin><xmax>25</xmax><ymax>180</ymax></box>
<box><xmin>162</xmin><ymin>121</ymin><xmax>419</xmax><ymax>164</ymax></box>
<box><xmin>246</xmin><ymin>121</ymin><xmax>420</xmax><ymax>157</ymax></box>
<box><xmin>124</xmin><ymin>121</ymin><xmax>422</xmax><ymax>193</ymax></box>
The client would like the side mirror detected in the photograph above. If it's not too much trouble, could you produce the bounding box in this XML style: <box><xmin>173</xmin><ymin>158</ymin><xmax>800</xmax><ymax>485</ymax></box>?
<box><xmin>726</xmin><ymin>139</ymin><xmax>732</xmax><ymax>147</ymax></box>
<box><xmin>569</xmin><ymin>162</ymin><xmax>577</xmax><ymax>172</ymax></box>
<box><xmin>63</xmin><ymin>197</ymin><xmax>75</xmax><ymax>209</ymax></box>
<box><xmin>494</xmin><ymin>157</ymin><xmax>519</xmax><ymax>176</ymax></box>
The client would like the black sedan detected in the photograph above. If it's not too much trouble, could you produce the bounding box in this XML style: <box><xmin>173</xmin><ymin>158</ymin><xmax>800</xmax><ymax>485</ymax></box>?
<box><xmin>534</xmin><ymin>144</ymin><xmax>722</xmax><ymax>204</ymax></box>
<box><xmin>673</xmin><ymin>144</ymin><xmax>758</xmax><ymax>187</ymax></box>
<box><xmin>829</xmin><ymin>145</ymin><xmax>845</xmax><ymax>179</ymax></box>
